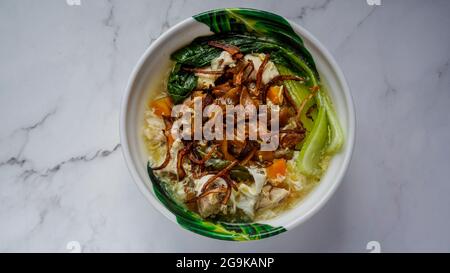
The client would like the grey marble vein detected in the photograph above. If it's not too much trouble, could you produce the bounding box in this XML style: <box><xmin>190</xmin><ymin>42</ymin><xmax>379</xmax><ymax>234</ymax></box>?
<box><xmin>297</xmin><ymin>0</ymin><xmax>333</xmax><ymax>21</ymax></box>
<box><xmin>19</xmin><ymin>109</ymin><xmax>57</xmax><ymax>133</ymax></box>
<box><xmin>104</xmin><ymin>0</ymin><xmax>120</xmax><ymax>50</ymax></box>
<box><xmin>336</xmin><ymin>6</ymin><xmax>378</xmax><ymax>50</ymax></box>
<box><xmin>383</xmin><ymin>76</ymin><xmax>397</xmax><ymax>97</ymax></box>
<box><xmin>0</xmin><ymin>157</ymin><xmax>27</xmax><ymax>168</ymax></box>
<box><xmin>0</xmin><ymin>108</ymin><xmax>57</xmax><ymax>168</ymax></box>
<box><xmin>20</xmin><ymin>144</ymin><xmax>121</xmax><ymax>180</ymax></box>
<box><xmin>161</xmin><ymin>0</ymin><xmax>175</xmax><ymax>34</ymax></box>
<box><xmin>437</xmin><ymin>59</ymin><xmax>449</xmax><ymax>79</ymax></box>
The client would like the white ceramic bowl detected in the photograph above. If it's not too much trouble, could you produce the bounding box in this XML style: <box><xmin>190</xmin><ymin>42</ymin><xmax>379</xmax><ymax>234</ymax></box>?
<box><xmin>120</xmin><ymin>8</ymin><xmax>355</xmax><ymax>241</ymax></box>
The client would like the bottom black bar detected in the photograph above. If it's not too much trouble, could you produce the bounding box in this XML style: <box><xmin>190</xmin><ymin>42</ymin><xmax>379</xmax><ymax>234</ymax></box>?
<box><xmin>0</xmin><ymin>253</ymin><xmax>448</xmax><ymax>272</ymax></box>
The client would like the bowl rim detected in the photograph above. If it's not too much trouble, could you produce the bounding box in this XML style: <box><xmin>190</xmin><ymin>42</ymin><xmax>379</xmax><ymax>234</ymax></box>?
<box><xmin>281</xmin><ymin>20</ymin><xmax>356</xmax><ymax>232</ymax></box>
<box><xmin>120</xmin><ymin>8</ymin><xmax>355</xmax><ymax>240</ymax></box>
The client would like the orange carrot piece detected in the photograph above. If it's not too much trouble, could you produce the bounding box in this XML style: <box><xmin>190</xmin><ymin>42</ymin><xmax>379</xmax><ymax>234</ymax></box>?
<box><xmin>150</xmin><ymin>97</ymin><xmax>173</xmax><ymax>117</ymax></box>
<box><xmin>266</xmin><ymin>159</ymin><xmax>287</xmax><ymax>180</ymax></box>
<box><xmin>267</xmin><ymin>86</ymin><xmax>284</xmax><ymax>105</ymax></box>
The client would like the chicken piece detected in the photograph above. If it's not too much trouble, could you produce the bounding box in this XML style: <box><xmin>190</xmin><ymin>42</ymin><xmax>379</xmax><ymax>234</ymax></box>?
<box><xmin>257</xmin><ymin>185</ymin><xmax>289</xmax><ymax>210</ymax></box>
<box><xmin>197</xmin><ymin>192</ymin><xmax>222</xmax><ymax>218</ymax></box>
<box><xmin>194</xmin><ymin>175</ymin><xmax>228</xmax><ymax>218</ymax></box>
<box><xmin>244</xmin><ymin>54</ymin><xmax>279</xmax><ymax>84</ymax></box>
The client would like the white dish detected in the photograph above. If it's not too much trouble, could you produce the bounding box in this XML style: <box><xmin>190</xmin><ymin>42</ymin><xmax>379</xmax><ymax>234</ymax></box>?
<box><xmin>120</xmin><ymin>8</ymin><xmax>355</xmax><ymax>240</ymax></box>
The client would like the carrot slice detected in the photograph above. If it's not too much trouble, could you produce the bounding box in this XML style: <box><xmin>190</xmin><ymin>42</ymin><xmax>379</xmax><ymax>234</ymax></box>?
<box><xmin>267</xmin><ymin>85</ymin><xmax>284</xmax><ymax>105</ymax></box>
<box><xmin>150</xmin><ymin>97</ymin><xmax>173</xmax><ymax>117</ymax></box>
<box><xmin>266</xmin><ymin>159</ymin><xmax>287</xmax><ymax>180</ymax></box>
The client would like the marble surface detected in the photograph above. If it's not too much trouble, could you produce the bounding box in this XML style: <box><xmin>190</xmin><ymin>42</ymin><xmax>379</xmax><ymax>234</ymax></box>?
<box><xmin>0</xmin><ymin>0</ymin><xmax>449</xmax><ymax>252</ymax></box>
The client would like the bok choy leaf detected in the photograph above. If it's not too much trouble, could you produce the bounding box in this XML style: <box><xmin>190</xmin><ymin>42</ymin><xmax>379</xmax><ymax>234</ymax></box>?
<box><xmin>167</xmin><ymin>64</ymin><xmax>197</xmax><ymax>104</ymax></box>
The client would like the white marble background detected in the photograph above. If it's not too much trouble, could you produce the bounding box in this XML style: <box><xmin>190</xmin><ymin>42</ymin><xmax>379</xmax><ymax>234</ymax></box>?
<box><xmin>0</xmin><ymin>0</ymin><xmax>449</xmax><ymax>252</ymax></box>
